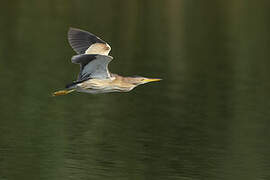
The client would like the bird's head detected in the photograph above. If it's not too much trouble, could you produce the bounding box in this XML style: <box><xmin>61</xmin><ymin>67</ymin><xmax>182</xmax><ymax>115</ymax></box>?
<box><xmin>129</xmin><ymin>76</ymin><xmax>162</xmax><ymax>86</ymax></box>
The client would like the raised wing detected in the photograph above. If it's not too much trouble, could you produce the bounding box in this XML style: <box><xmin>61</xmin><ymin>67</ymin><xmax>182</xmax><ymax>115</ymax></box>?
<box><xmin>71</xmin><ymin>54</ymin><xmax>113</xmax><ymax>80</ymax></box>
<box><xmin>68</xmin><ymin>28</ymin><xmax>111</xmax><ymax>55</ymax></box>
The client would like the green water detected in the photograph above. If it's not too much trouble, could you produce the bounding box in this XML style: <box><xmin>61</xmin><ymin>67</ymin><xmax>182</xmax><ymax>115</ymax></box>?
<box><xmin>0</xmin><ymin>1</ymin><xmax>270</xmax><ymax>179</ymax></box>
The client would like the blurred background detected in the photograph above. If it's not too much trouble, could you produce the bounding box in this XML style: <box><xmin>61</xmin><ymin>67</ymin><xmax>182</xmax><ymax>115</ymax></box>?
<box><xmin>0</xmin><ymin>0</ymin><xmax>270</xmax><ymax>179</ymax></box>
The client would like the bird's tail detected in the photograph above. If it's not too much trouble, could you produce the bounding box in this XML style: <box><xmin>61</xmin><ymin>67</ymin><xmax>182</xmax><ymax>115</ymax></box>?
<box><xmin>52</xmin><ymin>89</ymin><xmax>75</xmax><ymax>96</ymax></box>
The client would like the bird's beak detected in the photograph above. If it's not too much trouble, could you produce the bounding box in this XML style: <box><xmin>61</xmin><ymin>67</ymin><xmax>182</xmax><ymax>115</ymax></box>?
<box><xmin>143</xmin><ymin>78</ymin><xmax>162</xmax><ymax>83</ymax></box>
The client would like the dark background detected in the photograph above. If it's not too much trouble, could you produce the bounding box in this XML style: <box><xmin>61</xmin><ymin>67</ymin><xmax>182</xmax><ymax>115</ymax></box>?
<box><xmin>0</xmin><ymin>0</ymin><xmax>270</xmax><ymax>179</ymax></box>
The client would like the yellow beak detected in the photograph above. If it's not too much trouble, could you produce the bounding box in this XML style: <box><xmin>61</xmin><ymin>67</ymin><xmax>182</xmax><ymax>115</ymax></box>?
<box><xmin>143</xmin><ymin>78</ymin><xmax>162</xmax><ymax>83</ymax></box>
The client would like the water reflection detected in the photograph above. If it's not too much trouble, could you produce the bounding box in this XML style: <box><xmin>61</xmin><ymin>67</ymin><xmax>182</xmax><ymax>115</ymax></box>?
<box><xmin>0</xmin><ymin>0</ymin><xmax>270</xmax><ymax>179</ymax></box>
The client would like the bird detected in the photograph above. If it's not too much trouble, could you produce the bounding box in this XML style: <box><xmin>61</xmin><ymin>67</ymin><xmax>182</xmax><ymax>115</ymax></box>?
<box><xmin>53</xmin><ymin>28</ymin><xmax>161</xmax><ymax>96</ymax></box>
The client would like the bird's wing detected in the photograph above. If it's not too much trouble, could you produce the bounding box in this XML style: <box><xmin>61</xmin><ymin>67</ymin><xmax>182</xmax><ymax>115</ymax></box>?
<box><xmin>68</xmin><ymin>27</ymin><xmax>111</xmax><ymax>55</ymax></box>
<box><xmin>71</xmin><ymin>54</ymin><xmax>113</xmax><ymax>80</ymax></box>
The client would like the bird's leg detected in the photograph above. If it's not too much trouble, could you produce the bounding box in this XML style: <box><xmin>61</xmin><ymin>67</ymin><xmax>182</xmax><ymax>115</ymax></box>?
<box><xmin>52</xmin><ymin>89</ymin><xmax>75</xmax><ymax>96</ymax></box>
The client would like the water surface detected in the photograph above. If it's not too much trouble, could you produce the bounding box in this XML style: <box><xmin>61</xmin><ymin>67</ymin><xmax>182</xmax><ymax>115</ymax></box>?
<box><xmin>0</xmin><ymin>1</ymin><xmax>270</xmax><ymax>179</ymax></box>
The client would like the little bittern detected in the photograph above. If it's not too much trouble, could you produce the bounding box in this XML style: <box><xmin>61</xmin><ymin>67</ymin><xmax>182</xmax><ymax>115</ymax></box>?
<box><xmin>53</xmin><ymin>28</ymin><xmax>161</xmax><ymax>96</ymax></box>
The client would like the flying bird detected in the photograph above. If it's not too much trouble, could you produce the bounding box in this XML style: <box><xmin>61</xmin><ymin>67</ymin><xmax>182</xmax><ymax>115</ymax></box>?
<box><xmin>53</xmin><ymin>28</ymin><xmax>161</xmax><ymax>96</ymax></box>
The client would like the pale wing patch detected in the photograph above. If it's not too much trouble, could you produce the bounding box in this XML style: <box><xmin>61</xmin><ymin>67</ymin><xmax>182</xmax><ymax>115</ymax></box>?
<box><xmin>85</xmin><ymin>43</ymin><xmax>111</xmax><ymax>55</ymax></box>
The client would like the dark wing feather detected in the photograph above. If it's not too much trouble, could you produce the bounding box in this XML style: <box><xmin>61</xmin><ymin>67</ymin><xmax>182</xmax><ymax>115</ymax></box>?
<box><xmin>71</xmin><ymin>54</ymin><xmax>113</xmax><ymax>80</ymax></box>
<box><xmin>68</xmin><ymin>28</ymin><xmax>107</xmax><ymax>54</ymax></box>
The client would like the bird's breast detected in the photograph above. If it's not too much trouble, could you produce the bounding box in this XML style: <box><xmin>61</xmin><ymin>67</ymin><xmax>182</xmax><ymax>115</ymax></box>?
<box><xmin>76</xmin><ymin>78</ymin><xmax>135</xmax><ymax>94</ymax></box>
